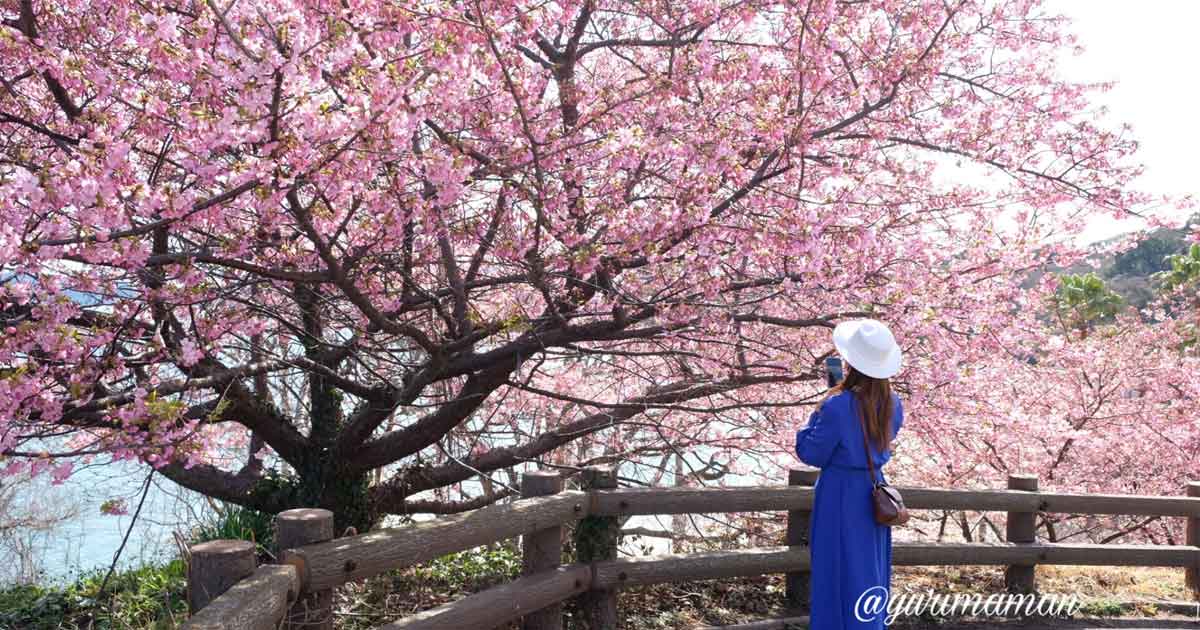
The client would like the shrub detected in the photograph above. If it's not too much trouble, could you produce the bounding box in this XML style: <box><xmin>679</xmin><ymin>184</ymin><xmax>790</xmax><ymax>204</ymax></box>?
<box><xmin>0</xmin><ymin>560</ymin><xmax>187</xmax><ymax>630</ymax></box>
<box><xmin>0</xmin><ymin>503</ymin><xmax>273</xmax><ymax>629</ymax></box>
<box><xmin>190</xmin><ymin>503</ymin><xmax>275</xmax><ymax>561</ymax></box>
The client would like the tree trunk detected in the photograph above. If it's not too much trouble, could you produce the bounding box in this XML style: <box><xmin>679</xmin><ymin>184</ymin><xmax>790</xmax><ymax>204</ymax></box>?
<box><xmin>254</xmin><ymin>454</ymin><xmax>375</xmax><ymax>534</ymax></box>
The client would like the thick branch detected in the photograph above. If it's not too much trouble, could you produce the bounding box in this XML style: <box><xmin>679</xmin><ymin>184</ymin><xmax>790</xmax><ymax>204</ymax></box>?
<box><xmin>155</xmin><ymin>461</ymin><xmax>292</xmax><ymax>514</ymax></box>
<box><xmin>348</xmin><ymin>364</ymin><xmax>517</xmax><ymax>473</ymax></box>
<box><xmin>370</xmin><ymin>372</ymin><xmax>803</xmax><ymax>511</ymax></box>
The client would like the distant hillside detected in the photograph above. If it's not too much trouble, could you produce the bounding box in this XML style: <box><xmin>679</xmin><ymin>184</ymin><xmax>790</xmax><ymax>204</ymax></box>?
<box><xmin>1023</xmin><ymin>214</ymin><xmax>1199</xmax><ymax>311</ymax></box>
<box><xmin>1083</xmin><ymin>214</ymin><xmax>1198</xmax><ymax>310</ymax></box>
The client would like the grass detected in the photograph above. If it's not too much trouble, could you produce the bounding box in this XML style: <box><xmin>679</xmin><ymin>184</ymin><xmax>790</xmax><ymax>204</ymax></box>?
<box><xmin>0</xmin><ymin>503</ymin><xmax>272</xmax><ymax>630</ymax></box>
<box><xmin>1076</xmin><ymin>599</ymin><xmax>1126</xmax><ymax>616</ymax></box>
<box><xmin>0</xmin><ymin>560</ymin><xmax>188</xmax><ymax>630</ymax></box>
<box><xmin>336</xmin><ymin>541</ymin><xmax>524</xmax><ymax>629</ymax></box>
<box><xmin>191</xmin><ymin>504</ymin><xmax>275</xmax><ymax>561</ymax></box>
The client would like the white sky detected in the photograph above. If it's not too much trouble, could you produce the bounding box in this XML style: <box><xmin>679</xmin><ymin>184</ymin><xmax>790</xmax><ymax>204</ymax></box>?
<box><xmin>1051</xmin><ymin>0</ymin><xmax>1200</xmax><ymax>242</ymax></box>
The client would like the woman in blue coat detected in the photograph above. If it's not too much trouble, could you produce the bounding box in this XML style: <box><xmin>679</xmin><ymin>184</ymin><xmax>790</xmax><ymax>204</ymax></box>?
<box><xmin>796</xmin><ymin>319</ymin><xmax>904</xmax><ymax>629</ymax></box>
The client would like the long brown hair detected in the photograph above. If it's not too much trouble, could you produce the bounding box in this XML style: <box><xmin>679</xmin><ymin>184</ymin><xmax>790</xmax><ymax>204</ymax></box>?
<box><xmin>828</xmin><ymin>363</ymin><xmax>894</xmax><ymax>453</ymax></box>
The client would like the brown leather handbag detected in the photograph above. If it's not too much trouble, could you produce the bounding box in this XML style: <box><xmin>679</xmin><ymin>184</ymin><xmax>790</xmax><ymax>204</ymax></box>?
<box><xmin>859</xmin><ymin>412</ymin><xmax>909</xmax><ymax>526</ymax></box>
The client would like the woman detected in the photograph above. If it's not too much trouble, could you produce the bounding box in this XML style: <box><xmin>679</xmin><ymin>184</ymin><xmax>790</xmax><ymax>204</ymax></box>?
<box><xmin>795</xmin><ymin>318</ymin><xmax>904</xmax><ymax>629</ymax></box>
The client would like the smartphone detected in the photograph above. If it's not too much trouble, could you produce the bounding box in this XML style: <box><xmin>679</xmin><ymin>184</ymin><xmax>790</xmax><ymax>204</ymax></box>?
<box><xmin>824</xmin><ymin>356</ymin><xmax>844</xmax><ymax>389</ymax></box>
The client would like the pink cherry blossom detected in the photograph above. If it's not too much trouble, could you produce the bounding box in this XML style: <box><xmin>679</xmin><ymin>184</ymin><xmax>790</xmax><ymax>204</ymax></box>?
<box><xmin>0</xmin><ymin>0</ymin><xmax>1191</xmax><ymax>539</ymax></box>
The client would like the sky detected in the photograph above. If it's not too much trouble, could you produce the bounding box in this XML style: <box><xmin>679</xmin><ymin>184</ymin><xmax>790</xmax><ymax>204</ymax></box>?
<box><xmin>1051</xmin><ymin>0</ymin><xmax>1200</xmax><ymax>243</ymax></box>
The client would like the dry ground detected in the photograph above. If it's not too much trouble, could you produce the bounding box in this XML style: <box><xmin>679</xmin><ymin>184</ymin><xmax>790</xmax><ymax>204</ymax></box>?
<box><xmin>336</xmin><ymin>564</ymin><xmax>1199</xmax><ymax>629</ymax></box>
<box><xmin>613</xmin><ymin>565</ymin><xmax>1198</xmax><ymax>628</ymax></box>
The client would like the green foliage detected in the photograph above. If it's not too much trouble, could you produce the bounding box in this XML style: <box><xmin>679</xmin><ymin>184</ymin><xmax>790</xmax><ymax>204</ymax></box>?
<box><xmin>573</xmin><ymin>515</ymin><xmax>619</xmax><ymax>561</ymax></box>
<box><xmin>0</xmin><ymin>560</ymin><xmax>187</xmax><ymax>630</ymax></box>
<box><xmin>337</xmin><ymin>542</ymin><xmax>523</xmax><ymax>630</ymax></box>
<box><xmin>250</xmin><ymin>464</ymin><xmax>374</xmax><ymax>535</ymax></box>
<box><xmin>1053</xmin><ymin>272</ymin><xmax>1123</xmax><ymax>334</ymax></box>
<box><xmin>75</xmin><ymin>561</ymin><xmax>188</xmax><ymax>629</ymax></box>
<box><xmin>0</xmin><ymin>503</ymin><xmax>284</xmax><ymax>629</ymax></box>
<box><xmin>1076</xmin><ymin>598</ymin><xmax>1125</xmax><ymax>616</ymax></box>
<box><xmin>408</xmin><ymin>543</ymin><xmax>522</xmax><ymax>591</ymax></box>
<box><xmin>0</xmin><ymin>584</ymin><xmax>71</xmax><ymax>630</ymax></box>
<box><xmin>1154</xmin><ymin>243</ymin><xmax>1200</xmax><ymax>293</ymax></box>
<box><xmin>192</xmin><ymin>503</ymin><xmax>275</xmax><ymax>560</ymax></box>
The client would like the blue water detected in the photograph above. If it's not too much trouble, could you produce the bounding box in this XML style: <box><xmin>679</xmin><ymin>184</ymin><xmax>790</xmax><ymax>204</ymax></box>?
<box><xmin>4</xmin><ymin>461</ymin><xmax>209</xmax><ymax>585</ymax></box>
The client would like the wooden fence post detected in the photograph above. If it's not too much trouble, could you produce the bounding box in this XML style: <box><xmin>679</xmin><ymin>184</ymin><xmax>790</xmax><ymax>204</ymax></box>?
<box><xmin>574</xmin><ymin>465</ymin><xmax>619</xmax><ymax>630</ymax></box>
<box><xmin>523</xmin><ymin>470</ymin><xmax>566</xmax><ymax>630</ymax></box>
<box><xmin>785</xmin><ymin>468</ymin><xmax>819</xmax><ymax>611</ymax></box>
<box><xmin>187</xmin><ymin>539</ymin><xmax>256</xmax><ymax>614</ymax></box>
<box><xmin>277</xmin><ymin>508</ymin><xmax>336</xmax><ymax>630</ymax></box>
<box><xmin>1186</xmin><ymin>481</ymin><xmax>1200</xmax><ymax>600</ymax></box>
<box><xmin>1004</xmin><ymin>474</ymin><xmax>1039</xmax><ymax>595</ymax></box>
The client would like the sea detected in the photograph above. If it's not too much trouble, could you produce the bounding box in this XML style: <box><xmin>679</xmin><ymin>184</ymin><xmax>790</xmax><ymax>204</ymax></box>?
<box><xmin>2</xmin><ymin>461</ymin><xmax>211</xmax><ymax>585</ymax></box>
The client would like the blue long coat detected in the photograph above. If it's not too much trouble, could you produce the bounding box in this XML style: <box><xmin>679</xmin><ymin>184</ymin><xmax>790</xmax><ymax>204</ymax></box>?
<box><xmin>794</xmin><ymin>390</ymin><xmax>904</xmax><ymax>629</ymax></box>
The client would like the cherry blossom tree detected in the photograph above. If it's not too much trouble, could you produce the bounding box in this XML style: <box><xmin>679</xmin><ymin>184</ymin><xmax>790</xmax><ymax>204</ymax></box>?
<box><xmin>902</xmin><ymin>232</ymin><xmax>1200</xmax><ymax>546</ymax></box>
<box><xmin>0</xmin><ymin>0</ymin><xmax>1166</xmax><ymax>529</ymax></box>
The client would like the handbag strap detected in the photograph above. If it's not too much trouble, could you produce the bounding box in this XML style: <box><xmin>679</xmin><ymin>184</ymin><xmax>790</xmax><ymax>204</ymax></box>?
<box><xmin>856</xmin><ymin>396</ymin><xmax>881</xmax><ymax>487</ymax></box>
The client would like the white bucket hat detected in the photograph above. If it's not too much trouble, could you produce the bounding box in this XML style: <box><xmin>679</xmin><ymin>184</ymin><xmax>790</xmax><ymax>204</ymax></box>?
<box><xmin>832</xmin><ymin>318</ymin><xmax>902</xmax><ymax>379</ymax></box>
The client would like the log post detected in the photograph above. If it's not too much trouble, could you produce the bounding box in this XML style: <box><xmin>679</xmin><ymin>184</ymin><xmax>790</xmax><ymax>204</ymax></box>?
<box><xmin>276</xmin><ymin>508</ymin><xmax>336</xmax><ymax>630</ymax></box>
<box><xmin>785</xmin><ymin>468</ymin><xmax>819</xmax><ymax>611</ymax></box>
<box><xmin>1004</xmin><ymin>474</ymin><xmax>1039</xmax><ymax>596</ymax></box>
<box><xmin>1186</xmin><ymin>481</ymin><xmax>1200</xmax><ymax>600</ymax></box>
<box><xmin>522</xmin><ymin>471</ymin><xmax>566</xmax><ymax>630</ymax></box>
<box><xmin>574</xmin><ymin>465</ymin><xmax>619</xmax><ymax>630</ymax></box>
<box><xmin>187</xmin><ymin>539</ymin><xmax>256</xmax><ymax>614</ymax></box>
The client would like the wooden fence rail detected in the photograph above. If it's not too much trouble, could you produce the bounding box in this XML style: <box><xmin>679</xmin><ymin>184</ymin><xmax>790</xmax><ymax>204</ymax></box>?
<box><xmin>281</xmin><ymin>490</ymin><xmax>588</xmax><ymax>592</ymax></box>
<box><xmin>181</xmin><ymin>468</ymin><xmax>1200</xmax><ymax>630</ymax></box>
<box><xmin>589</xmin><ymin>485</ymin><xmax>1200</xmax><ymax>517</ymax></box>
<box><xmin>183</xmin><ymin>564</ymin><xmax>298</xmax><ymax>630</ymax></box>
<box><xmin>380</xmin><ymin>565</ymin><xmax>592</xmax><ymax>630</ymax></box>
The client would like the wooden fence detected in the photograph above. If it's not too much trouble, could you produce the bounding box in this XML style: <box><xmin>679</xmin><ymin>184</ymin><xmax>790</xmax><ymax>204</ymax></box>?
<box><xmin>181</xmin><ymin>468</ymin><xmax>1200</xmax><ymax>630</ymax></box>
